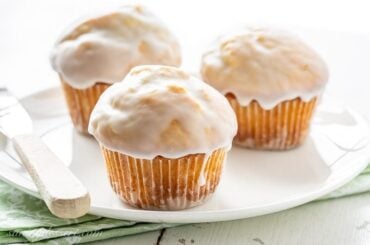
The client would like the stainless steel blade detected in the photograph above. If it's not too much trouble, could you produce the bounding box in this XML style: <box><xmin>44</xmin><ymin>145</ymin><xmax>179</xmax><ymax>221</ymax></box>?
<box><xmin>0</xmin><ymin>87</ymin><xmax>33</xmax><ymax>139</ymax></box>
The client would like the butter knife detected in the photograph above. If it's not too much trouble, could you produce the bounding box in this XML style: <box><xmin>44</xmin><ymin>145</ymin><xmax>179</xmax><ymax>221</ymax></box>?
<box><xmin>0</xmin><ymin>86</ymin><xmax>90</xmax><ymax>219</ymax></box>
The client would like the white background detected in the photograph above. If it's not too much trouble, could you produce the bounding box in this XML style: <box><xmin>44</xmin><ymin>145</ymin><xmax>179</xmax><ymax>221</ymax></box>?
<box><xmin>1</xmin><ymin>0</ymin><xmax>370</xmax><ymax>120</ymax></box>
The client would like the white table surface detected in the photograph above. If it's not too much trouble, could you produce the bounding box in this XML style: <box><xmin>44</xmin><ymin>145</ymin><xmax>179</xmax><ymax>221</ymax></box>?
<box><xmin>1</xmin><ymin>0</ymin><xmax>370</xmax><ymax>244</ymax></box>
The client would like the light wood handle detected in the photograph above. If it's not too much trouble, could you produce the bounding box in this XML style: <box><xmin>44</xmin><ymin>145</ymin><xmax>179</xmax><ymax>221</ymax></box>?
<box><xmin>13</xmin><ymin>134</ymin><xmax>90</xmax><ymax>219</ymax></box>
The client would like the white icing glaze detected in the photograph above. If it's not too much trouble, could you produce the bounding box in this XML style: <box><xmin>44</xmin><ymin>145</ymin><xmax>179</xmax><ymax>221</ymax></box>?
<box><xmin>201</xmin><ymin>26</ymin><xmax>329</xmax><ymax>109</ymax></box>
<box><xmin>51</xmin><ymin>5</ymin><xmax>181</xmax><ymax>89</ymax></box>
<box><xmin>88</xmin><ymin>65</ymin><xmax>237</xmax><ymax>159</ymax></box>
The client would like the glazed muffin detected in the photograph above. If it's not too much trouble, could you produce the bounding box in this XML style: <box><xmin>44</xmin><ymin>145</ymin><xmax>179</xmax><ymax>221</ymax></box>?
<box><xmin>201</xmin><ymin>26</ymin><xmax>329</xmax><ymax>150</ymax></box>
<box><xmin>50</xmin><ymin>5</ymin><xmax>181</xmax><ymax>134</ymax></box>
<box><xmin>88</xmin><ymin>65</ymin><xmax>237</xmax><ymax>210</ymax></box>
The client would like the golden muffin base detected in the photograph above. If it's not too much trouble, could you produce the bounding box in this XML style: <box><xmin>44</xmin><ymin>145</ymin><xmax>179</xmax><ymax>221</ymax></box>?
<box><xmin>101</xmin><ymin>147</ymin><xmax>226</xmax><ymax>210</ymax></box>
<box><xmin>226</xmin><ymin>94</ymin><xmax>318</xmax><ymax>150</ymax></box>
<box><xmin>60</xmin><ymin>79</ymin><xmax>110</xmax><ymax>134</ymax></box>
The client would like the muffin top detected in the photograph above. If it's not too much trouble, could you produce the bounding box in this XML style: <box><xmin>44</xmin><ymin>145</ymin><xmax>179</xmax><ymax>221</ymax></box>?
<box><xmin>88</xmin><ymin>65</ymin><xmax>237</xmax><ymax>159</ymax></box>
<box><xmin>201</xmin><ymin>26</ymin><xmax>329</xmax><ymax>109</ymax></box>
<box><xmin>50</xmin><ymin>5</ymin><xmax>181</xmax><ymax>89</ymax></box>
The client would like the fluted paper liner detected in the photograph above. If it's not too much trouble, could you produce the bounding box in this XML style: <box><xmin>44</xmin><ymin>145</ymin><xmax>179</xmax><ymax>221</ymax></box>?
<box><xmin>60</xmin><ymin>78</ymin><xmax>110</xmax><ymax>134</ymax></box>
<box><xmin>226</xmin><ymin>94</ymin><xmax>317</xmax><ymax>150</ymax></box>
<box><xmin>101</xmin><ymin>147</ymin><xmax>226</xmax><ymax>210</ymax></box>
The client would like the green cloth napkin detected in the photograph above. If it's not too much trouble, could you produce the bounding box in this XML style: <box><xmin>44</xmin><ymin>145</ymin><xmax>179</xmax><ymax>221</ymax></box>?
<box><xmin>0</xmin><ymin>180</ymin><xmax>179</xmax><ymax>244</ymax></box>
<box><xmin>1</xmin><ymin>164</ymin><xmax>370</xmax><ymax>244</ymax></box>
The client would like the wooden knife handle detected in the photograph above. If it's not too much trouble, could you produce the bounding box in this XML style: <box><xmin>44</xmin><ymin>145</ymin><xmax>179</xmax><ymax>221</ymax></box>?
<box><xmin>13</xmin><ymin>134</ymin><xmax>90</xmax><ymax>219</ymax></box>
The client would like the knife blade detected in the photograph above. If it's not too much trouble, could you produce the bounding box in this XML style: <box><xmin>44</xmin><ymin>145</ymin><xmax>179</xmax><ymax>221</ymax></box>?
<box><xmin>0</xmin><ymin>86</ymin><xmax>90</xmax><ymax>219</ymax></box>
<box><xmin>0</xmin><ymin>86</ymin><xmax>33</xmax><ymax>138</ymax></box>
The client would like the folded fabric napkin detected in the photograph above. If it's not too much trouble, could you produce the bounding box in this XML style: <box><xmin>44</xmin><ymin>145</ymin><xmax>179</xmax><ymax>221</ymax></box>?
<box><xmin>1</xmin><ymin>164</ymin><xmax>370</xmax><ymax>244</ymax></box>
